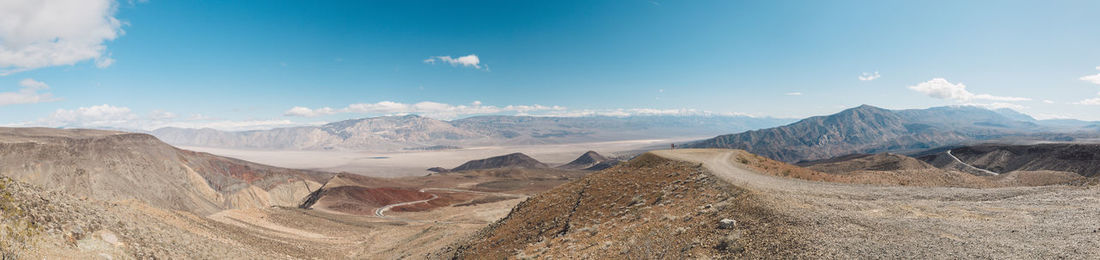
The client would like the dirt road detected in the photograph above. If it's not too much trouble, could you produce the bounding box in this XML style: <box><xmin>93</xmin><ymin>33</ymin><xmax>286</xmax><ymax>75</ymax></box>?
<box><xmin>374</xmin><ymin>188</ymin><xmax>524</xmax><ymax>217</ymax></box>
<box><xmin>374</xmin><ymin>194</ymin><xmax>439</xmax><ymax>217</ymax></box>
<box><xmin>946</xmin><ymin>149</ymin><xmax>1001</xmax><ymax>176</ymax></box>
<box><xmin>651</xmin><ymin>149</ymin><xmax>1100</xmax><ymax>258</ymax></box>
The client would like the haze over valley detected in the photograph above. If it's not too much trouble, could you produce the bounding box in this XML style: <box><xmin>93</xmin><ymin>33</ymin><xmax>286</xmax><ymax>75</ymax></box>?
<box><xmin>2</xmin><ymin>1</ymin><xmax>1100</xmax><ymax>259</ymax></box>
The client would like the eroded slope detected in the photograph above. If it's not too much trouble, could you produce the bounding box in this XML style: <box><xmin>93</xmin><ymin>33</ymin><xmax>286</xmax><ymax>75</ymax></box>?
<box><xmin>0</xmin><ymin>127</ymin><xmax>330</xmax><ymax>215</ymax></box>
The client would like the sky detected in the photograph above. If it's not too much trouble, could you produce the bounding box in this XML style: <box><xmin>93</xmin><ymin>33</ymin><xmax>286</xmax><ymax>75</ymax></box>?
<box><xmin>2</xmin><ymin>0</ymin><xmax>1100</xmax><ymax>130</ymax></box>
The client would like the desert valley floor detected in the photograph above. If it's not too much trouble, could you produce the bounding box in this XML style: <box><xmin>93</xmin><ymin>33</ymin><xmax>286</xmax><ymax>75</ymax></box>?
<box><xmin>1</xmin><ymin>128</ymin><xmax>1098</xmax><ymax>259</ymax></box>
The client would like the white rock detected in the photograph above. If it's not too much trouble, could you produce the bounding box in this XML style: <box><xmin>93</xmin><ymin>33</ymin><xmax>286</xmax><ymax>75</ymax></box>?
<box><xmin>718</xmin><ymin>218</ymin><xmax>737</xmax><ymax>229</ymax></box>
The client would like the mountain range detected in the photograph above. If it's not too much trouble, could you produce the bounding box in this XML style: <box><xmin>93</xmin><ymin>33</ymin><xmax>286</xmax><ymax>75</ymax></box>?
<box><xmin>149</xmin><ymin>115</ymin><xmax>793</xmax><ymax>151</ymax></box>
<box><xmin>685</xmin><ymin>105</ymin><xmax>1100</xmax><ymax>163</ymax></box>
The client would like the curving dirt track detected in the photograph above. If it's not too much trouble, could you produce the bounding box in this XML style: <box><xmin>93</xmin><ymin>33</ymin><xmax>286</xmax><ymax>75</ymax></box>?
<box><xmin>946</xmin><ymin>149</ymin><xmax>1001</xmax><ymax>176</ymax></box>
<box><xmin>374</xmin><ymin>194</ymin><xmax>440</xmax><ymax>217</ymax></box>
<box><xmin>374</xmin><ymin>188</ymin><xmax>524</xmax><ymax>217</ymax></box>
<box><xmin>651</xmin><ymin>149</ymin><xmax>1100</xmax><ymax>258</ymax></box>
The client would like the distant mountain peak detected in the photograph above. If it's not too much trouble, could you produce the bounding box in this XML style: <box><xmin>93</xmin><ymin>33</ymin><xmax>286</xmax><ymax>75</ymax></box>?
<box><xmin>686</xmin><ymin>104</ymin><xmax>1048</xmax><ymax>163</ymax></box>
<box><xmin>845</xmin><ymin>104</ymin><xmax>890</xmax><ymax>113</ymax></box>
<box><xmin>558</xmin><ymin>150</ymin><xmax>613</xmax><ymax>170</ymax></box>
<box><xmin>993</xmin><ymin>108</ymin><xmax>1037</xmax><ymax>122</ymax></box>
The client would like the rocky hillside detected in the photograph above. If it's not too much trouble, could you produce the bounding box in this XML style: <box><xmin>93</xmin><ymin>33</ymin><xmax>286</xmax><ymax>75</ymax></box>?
<box><xmin>451</xmin><ymin>153</ymin><xmax>549</xmax><ymax>172</ymax></box>
<box><xmin>0</xmin><ymin>128</ymin><xmax>331</xmax><ymax>216</ymax></box>
<box><xmin>0</xmin><ymin>177</ymin><xmax>275</xmax><ymax>258</ymax></box>
<box><xmin>439</xmin><ymin>153</ymin><xmax>801</xmax><ymax>258</ymax></box>
<box><xmin>151</xmin><ymin>114</ymin><xmax>793</xmax><ymax>151</ymax></box>
<box><xmin>684</xmin><ymin>105</ymin><xmax>1065</xmax><ymax>163</ymax></box>
<box><xmin>798</xmin><ymin>153</ymin><xmax>936</xmax><ymax>174</ymax></box>
<box><xmin>916</xmin><ymin>143</ymin><xmax>1100</xmax><ymax>177</ymax></box>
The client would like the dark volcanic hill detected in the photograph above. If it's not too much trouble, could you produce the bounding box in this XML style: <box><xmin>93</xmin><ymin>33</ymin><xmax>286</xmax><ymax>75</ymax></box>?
<box><xmin>0</xmin><ymin>127</ymin><xmax>331</xmax><ymax>215</ymax></box>
<box><xmin>798</xmin><ymin>153</ymin><xmax>936</xmax><ymax>174</ymax></box>
<box><xmin>915</xmin><ymin>143</ymin><xmax>1100</xmax><ymax>177</ymax></box>
<box><xmin>557</xmin><ymin>151</ymin><xmax>613</xmax><ymax>170</ymax></box>
<box><xmin>451</xmin><ymin>153</ymin><xmax>549</xmax><ymax>172</ymax></box>
<box><xmin>684</xmin><ymin>105</ymin><xmax>1060</xmax><ymax>163</ymax></box>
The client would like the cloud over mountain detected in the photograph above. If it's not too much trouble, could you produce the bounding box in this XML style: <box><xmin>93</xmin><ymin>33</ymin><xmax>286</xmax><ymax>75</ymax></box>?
<box><xmin>908</xmin><ymin>78</ymin><xmax>1030</xmax><ymax>102</ymax></box>
<box><xmin>284</xmin><ymin>101</ymin><xmax>565</xmax><ymax>119</ymax></box>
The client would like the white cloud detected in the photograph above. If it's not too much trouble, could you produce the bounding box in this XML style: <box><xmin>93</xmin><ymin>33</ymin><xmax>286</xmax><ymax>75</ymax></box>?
<box><xmin>961</xmin><ymin>102</ymin><xmax>1027</xmax><ymax>110</ymax></box>
<box><xmin>785</xmin><ymin>92</ymin><xmax>802</xmax><ymax>96</ymax></box>
<box><xmin>1081</xmin><ymin>66</ymin><xmax>1100</xmax><ymax>85</ymax></box>
<box><xmin>187</xmin><ymin>113</ymin><xmax>212</xmax><ymax>120</ymax></box>
<box><xmin>1074</xmin><ymin>92</ymin><xmax>1100</xmax><ymax>105</ymax></box>
<box><xmin>908</xmin><ymin>78</ymin><xmax>1030</xmax><ymax>102</ymax></box>
<box><xmin>0</xmin><ymin>78</ymin><xmax>58</xmax><ymax>105</ymax></box>
<box><xmin>1076</xmin><ymin>98</ymin><xmax>1100</xmax><ymax>105</ymax></box>
<box><xmin>0</xmin><ymin>0</ymin><xmax>125</xmax><ymax>75</ymax></box>
<box><xmin>537</xmin><ymin>108</ymin><xmax>755</xmax><ymax>118</ymax></box>
<box><xmin>95</xmin><ymin>54</ymin><xmax>115</xmax><ymax>68</ymax></box>
<box><xmin>1042</xmin><ymin>100</ymin><xmax>1055</xmax><ymax>104</ymax></box>
<box><xmin>15</xmin><ymin>103</ymin><xmax>762</xmax><ymax>131</ymax></box>
<box><xmin>288</xmin><ymin>101</ymin><xmax>759</xmax><ymax>119</ymax></box>
<box><xmin>286</xmin><ymin>101</ymin><xmax>565</xmax><ymax>119</ymax></box>
<box><xmin>284</xmin><ymin>106</ymin><xmax>337</xmax><ymax>117</ymax></box>
<box><xmin>15</xmin><ymin>104</ymin><xmax>309</xmax><ymax>131</ymax></box>
<box><xmin>44</xmin><ymin>104</ymin><xmax>138</xmax><ymax>127</ymax></box>
<box><xmin>858</xmin><ymin>71</ymin><xmax>880</xmax><ymax>81</ymax></box>
<box><xmin>156</xmin><ymin>119</ymin><xmax>306</xmax><ymax>131</ymax></box>
<box><xmin>148</xmin><ymin>110</ymin><xmax>176</xmax><ymax>120</ymax></box>
<box><xmin>424</xmin><ymin>54</ymin><xmax>484</xmax><ymax>69</ymax></box>
<box><xmin>1031</xmin><ymin>113</ymin><xmax>1071</xmax><ymax>120</ymax></box>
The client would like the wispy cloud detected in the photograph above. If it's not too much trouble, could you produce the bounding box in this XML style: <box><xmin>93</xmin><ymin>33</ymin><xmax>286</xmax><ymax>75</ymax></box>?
<box><xmin>424</xmin><ymin>54</ymin><xmax>485</xmax><ymax>70</ymax></box>
<box><xmin>961</xmin><ymin>102</ymin><xmax>1027</xmax><ymax>110</ymax></box>
<box><xmin>10</xmin><ymin>104</ymin><xmax>309</xmax><ymax>131</ymax></box>
<box><xmin>908</xmin><ymin>78</ymin><xmax>1030</xmax><ymax>102</ymax></box>
<box><xmin>0</xmin><ymin>78</ymin><xmax>59</xmax><ymax>106</ymax></box>
<box><xmin>285</xmin><ymin>101</ymin><xmax>564</xmax><ymax>119</ymax></box>
<box><xmin>1031</xmin><ymin>113</ymin><xmax>1072</xmax><ymax>120</ymax></box>
<box><xmin>1081</xmin><ymin>66</ymin><xmax>1100</xmax><ymax>85</ymax></box>
<box><xmin>858</xmin><ymin>71</ymin><xmax>881</xmax><ymax>81</ymax></box>
<box><xmin>0</xmin><ymin>0</ymin><xmax>126</xmax><ymax>75</ymax></box>
<box><xmin>785</xmin><ymin>92</ymin><xmax>802</xmax><ymax>96</ymax></box>
<box><xmin>1074</xmin><ymin>92</ymin><xmax>1100</xmax><ymax>105</ymax></box>
<box><xmin>286</xmin><ymin>101</ymin><xmax>759</xmax><ymax>120</ymax></box>
<box><xmin>40</xmin><ymin>104</ymin><xmax>139</xmax><ymax>127</ymax></box>
<box><xmin>13</xmin><ymin>102</ymin><xmax>763</xmax><ymax>131</ymax></box>
<box><xmin>536</xmin><ymin>108</ymin><xmax>755</xmax><ymax>118</ymax></box>
<box><xmin>1042</xmin><ymin>100</ymin><xmax>1055</xmax><ymax>104</ymax></box>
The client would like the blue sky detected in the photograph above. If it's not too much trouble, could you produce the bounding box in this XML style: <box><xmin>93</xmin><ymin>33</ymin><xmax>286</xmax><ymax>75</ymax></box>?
<box><xmin>2</xmin><ymin>0</ymin><xmax>1100</xmax><ymax>130</ymax></box>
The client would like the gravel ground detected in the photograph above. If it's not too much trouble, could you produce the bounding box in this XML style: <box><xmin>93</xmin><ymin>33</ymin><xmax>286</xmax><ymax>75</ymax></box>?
<box><xmin>653</xmin><ymin>149</ymin><xmax>1100</xmax><ymax>259</ymax></box>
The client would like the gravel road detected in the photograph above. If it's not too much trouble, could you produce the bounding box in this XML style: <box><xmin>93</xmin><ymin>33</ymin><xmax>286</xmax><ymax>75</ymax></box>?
<box><xmin>374</xmin><ymin>188</ymin><xmax>524</xmax><ymax>217</ymax></box>
<box><xmin>652</xmin><ymin>149</ymin><xmax>1100</xmax><ymax>258</ymax></box>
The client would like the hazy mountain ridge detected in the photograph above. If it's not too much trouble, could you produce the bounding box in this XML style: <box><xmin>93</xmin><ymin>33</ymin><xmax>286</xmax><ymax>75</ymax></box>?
<box><xmin>686</xmin><ymin>105</ymin><xmax>1097</xmax><ymax>163</ymax></box>
<box><xmin>150</xmin><ymin>114</ymin><xmax>794</xmax><ymax>151</ymax></box>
